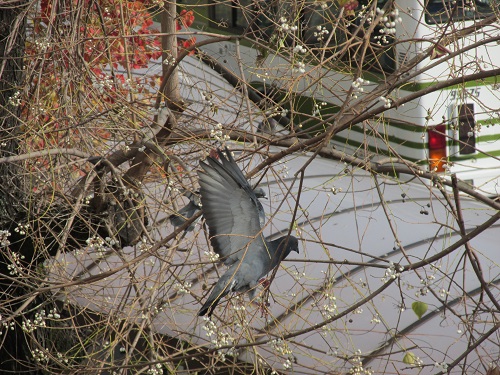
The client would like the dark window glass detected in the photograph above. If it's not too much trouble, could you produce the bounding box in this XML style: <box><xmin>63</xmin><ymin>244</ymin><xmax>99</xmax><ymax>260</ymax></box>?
<box><xmin>302</xmin><ymin>0</ymin><xmax>395</xmax><ymax>73</ymax></box>
<box><xmin>209</xmin><ymin>0</ymin><xmax>252</xmax><ymax>30</ymax></box>
<box><xmin>426</xmin><ymin>0</ymin><xmax>498</xmax><ymax>24</ymax></box>
<box><xmin>458</xmin><ymin>104</ymin><xmax>476</xmax><ymax>155</ymax></box>
<box><xmin>211</xmin><ymin>1</ymin><xmax>233</xmax><ymax>28</ymax></box>
<box><xmin>235</xmin><ymin>0</ymin><xmax>251</xmax><ymax>29</ymax></box>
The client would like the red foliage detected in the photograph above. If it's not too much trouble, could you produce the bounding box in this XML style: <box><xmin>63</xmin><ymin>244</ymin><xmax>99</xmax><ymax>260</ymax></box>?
<box><xmin>181</xmin><ymin>37</ymin><xmax>197</xmax><ymax>56</ymax></box>
<box><xmin>179</xmin><ymin>10</ymin><xmax>195</xmax><ymax>28</ymax></box>
<box><xmin>25</xmin><ymin>0</ymin><xmax>163</xmax><ymax>153</ymax></box>
<box><xmin>176</xmin><ymin>9</ymin><xmax>196</xmax><ymax>55</ymax></box>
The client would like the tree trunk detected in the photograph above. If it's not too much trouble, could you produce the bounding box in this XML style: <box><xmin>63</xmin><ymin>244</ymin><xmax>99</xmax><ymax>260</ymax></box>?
<box><xmin>161</xmin><ymin>0</ymin><xmax>184</xmax><ymax>109</ymax></box>
<box><xmin>0</xmin><ymin>2</ymin><xmax>27</xmax><ymax>219</ymax></box>
<box><xmin>0</xmin><ymin>3</ymin><xmax>43</xmax><ymax>374</ymax></box>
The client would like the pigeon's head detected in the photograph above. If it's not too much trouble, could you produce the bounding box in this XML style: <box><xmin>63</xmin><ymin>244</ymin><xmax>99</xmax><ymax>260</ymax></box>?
<box><xmin>287</xmin><ymin>236</ymin><xmax>300</xmax><ymax>255</ymax></box>
<box><xmin>253</xmin><ymin>187</ymin><xmax>268</xmax><ymax>199</ymax></box>
<box><xmin>272</xmin><ymin>236</ymin><xmax>300</xmax><ymax>259</ymax></box>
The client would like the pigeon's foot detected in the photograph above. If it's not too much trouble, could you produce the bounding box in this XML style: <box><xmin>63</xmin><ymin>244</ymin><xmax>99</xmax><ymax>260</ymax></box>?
<box><xmin>258</xmin><ymin>277</ymin><xmax>270</xmax><ymax>289</ymax></box>
<box><xmin>251</xmin><ymin>296</ymin><xmax>270</xmax><ymax>318</ymax></box>
<box><xmin>259</xmin><ymin>300</ymin><xmax>270</xmax><ymax>318</ymax></box>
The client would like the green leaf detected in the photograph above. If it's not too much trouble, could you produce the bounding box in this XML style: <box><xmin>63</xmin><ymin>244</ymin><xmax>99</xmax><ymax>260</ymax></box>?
<box><xmin>403</xmin><ymin>351</ymin><xmax>416</xmax><ymax>365</ymax></box>
<box><xmin>412</xmin><ymin>301</ymin><xmax>428</xmax><ymax>319</ymax></box>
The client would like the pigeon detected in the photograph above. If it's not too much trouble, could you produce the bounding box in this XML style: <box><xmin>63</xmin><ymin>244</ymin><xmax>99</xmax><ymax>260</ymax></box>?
<box><xmin>169</xmin><ymin>190</ymin><xmax>203</xmax><ymax>232</ymax></box>
<box><xmin>169</xmin><ymin>187</ymin><xmax>268</xmax><ymax>232</ymax></box>
<box><xmin>197</xmin><ymin>148</ymin><xmax>299</xmax><ymax>317</ymax></box>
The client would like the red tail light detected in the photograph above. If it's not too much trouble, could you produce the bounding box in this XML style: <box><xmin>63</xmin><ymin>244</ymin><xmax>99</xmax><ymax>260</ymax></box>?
<box><xmin>428</xmin><ymin>124</ymin><xmax>447</xmax><ymax>172</ymax></box>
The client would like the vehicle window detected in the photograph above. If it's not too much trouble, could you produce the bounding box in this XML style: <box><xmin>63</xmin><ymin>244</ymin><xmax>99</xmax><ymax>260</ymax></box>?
<box><xmin>302</xmin><ymin>0</ymin><xmax>395</xmax><ymax>73</ymax></box>
<box><xmin>209</xmin><ymin>0</ymin><xmax>250</xmax><ymax>30</ymax></box>
<box><xmin>425</xmin><ymin>0</ymin><xmax>498</xmax><ymax>24</ymax></box>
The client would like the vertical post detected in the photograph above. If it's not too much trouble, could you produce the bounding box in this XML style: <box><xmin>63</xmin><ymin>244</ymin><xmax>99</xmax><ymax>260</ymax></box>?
<box><xmin>161</xmin><ymin>0</ymin><xmax>183</xmax><ymax>110</ymax></box>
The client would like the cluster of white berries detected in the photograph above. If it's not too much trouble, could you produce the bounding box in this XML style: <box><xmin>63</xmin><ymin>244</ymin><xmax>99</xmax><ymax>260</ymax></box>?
<box><xmin>202</xmin><ymin>317</ymin><xmax>234</xmax><ymax>348</ymax></box>
<box><xmin>330</xmin><ymin>186</ymin><xmax>343</xmax><ymax>195</ymax></box>
<box><xmin>279</xmin><ymin>17</ymin><xmax>298</xmax><ymax>33</ymax></box>
<box><xmin>94</xmin><ymin>76</ymin><xmax>114</xmax><ymax>91</ymax></box>
<box><xmin>204</xmin><ymin>250</ymin><xmax>220</xmax><ymax>262</ymax></box>
<box><xmin>270</xmin><ymin>338</ymin><xmax>294</xmax><ymax>370</ymax></box>
<box><xmin>416</xmin><ymin>276</ymin><xmax>436</xmax><ymax>297</ymax></box>
<box><xmin>14</xmin><ymin>223</ymin><xmax>29</xmax><ymax>236</ymax></box>
<box><xmin>314</xmin><ymin>25</ymin><xmax>330</xmax><ymax>42</ymax></box>
<box><xmin>202</xmin><ymin>91</ymin><xmax>213</xmax><ymax>104</ymax></box>
<box><xmin>162</xmin><ymin>51</ymin><xmax>176</xmax><ymax>66</ymax></box>
<box><xmin>293</xmin><ymin>61</ymin><xmax>306</xmax><ymax>74</ymax></box>
<box><xmin>7</xmin><ymin>251</ymin><xmax>25</xmax><ymax>276</ymax></box>
<box><xmin>273</xmin><ymin>163</ymin><xmax>290</xmax><ymax>180</ymax></box>
<box><xmin>146</xmin><ymin>364</ymin><xmax>164</xmax><ymax>375</ymax></box>
<box><xmin>22</xmin><ymin>309</ymin><xmax>59</xmax><ymax>333</ymax></box>
<box><xmin>137</xmin><ymin>239</ymin><xmax>152</xmax><ymax>253</ymax></box>
<box><xmin>202</xmin><ymin>317</ymin><xmax>217</xmax><ymax>337</ymax></box>
<box><xmin>351</xmin><ymin>77</ymin><xmax>369</xmax><ymax>96</ymax></box>
<box><xmin>146</xmin><ymin>363</ymin><xmax>163</xmax><ymax>375</ymax></box>
<box><xmin>173</xmin><ymin>281</ymin><xmax>192</xmax><ymax>294</ymax></box>
<box><xmin>439</xmin><ymin>288</ymin><xmax>450</xmax><ymax>298</ymax></box>
<box><xmin>351</xmin><ymin>77</ymin><xmax>370</xmax><ymax>92</ymax></box>
<box><xmin>31</xmin><ymin>348</ymin><xmax>50</xmax><ymax>363</ymax></box>
<box><xmin>265</xmin><ymin>106</ymin><xmax>288</xmax><ymax>118</ymax></box>
<box><xmin>370</xmin><ymin>313</ymin><xmax>381</xmax><ymax>324</ymax></box>
<box><xmin>312</xmin><ymin>101</ymin><xmax>327</xmax><ymax>116</ymax></box>
<box><xmin>411</xmin><ymin>355</ymin><xmax>424</xmax><ymax>367</ymax></box>
<box><xmin>8</xmin><ymin>91</ymin><xmax>21</xmax><ymax>107</ymax></box>
<box><xmin>230</xmin><ymin>295</ymin><xmax>247</xmax><ymax>312</ymax></box>
<box><xmin>0</xmin><ymin>314</ymin><xmax>15</xmax><ymax>335</ymax></box>
<box><xmin>56</xmin><ymin>351</ymin><xmax>69</xmax><ymax>364</ymax></box>
<box><xmin>379</xmin><ymin>96</ymin><xmax>393</xmax><ymax>108</ymax></box>
<box><xmin>0</xmin><ymin>230</ymin><xmax>10</xmax><ymax>248</ymax></box>
<box><xmin>434</xmin><ymin>362</ymin><xmax>449</xmax><ymax>370</ymax></box>
<box><xmin>34</xmin><ymin>38</ymin><xmax>51</xmax><ymax>51</ymax></box>
<box><xmin>85</xmin><ymin>235</ymin><xmax>107</xmax><ymax>258</ymax></box>
<box><xmin>203</xmin><ymin>91</ymin><xmax>219</xmax><ymax>113</ymax></box>
<box><xmin>381</xmin><ymin>262</ymin><xmax>403</xmax><ymax>283</ymax></box>
<box><xmin>321</xmin><ymin>293</ymin><xmax>337</xmax><ymax>319</ymax></box>
<box><xmin>291</xmin><ymin>270</ymin><xmax>305</xmax><ymax>281</ymax></box>
<box><xmin>293</xmin><ymin>44</ymin><xmax>307</xmax><ymax>54</ymax></box>
<box><xmin>400</xmin><ymin>263</ymin><xmax>442</xmax><ymax>297</ymax></box>
<box><xmin>366</xmin><ymin>8</ymin><xmax>403</xmax><ymax>45</ymax></box>
<box><xmin>348</xmin><ymin>353</ymin><xmax>374</xmax><ymax>375</ymax></box>
<box><xmin>210</xmin><ymin>123</ymin><xmax>230</xmax><ymax>143</ymax></box>
<box><xmin>353</xmin><ymin>307</ymin><xmax>363</xmax><ymax>314</ymax></box>
<box><xmin>165</xmin><ymin>180</ymin><xmax>179</xmax><ymax>193</ymax></box>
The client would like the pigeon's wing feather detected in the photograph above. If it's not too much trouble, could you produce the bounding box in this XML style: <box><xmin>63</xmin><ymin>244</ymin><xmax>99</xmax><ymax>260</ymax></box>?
<box><xmin>217</xmin><ymin>148</ymin><xmax>266</xmax><ymax>222</ymax></box>
<box><xmin>199</xmin><ymin>152</ymin><xmax>263</xmax><ymax>264</ymax></box>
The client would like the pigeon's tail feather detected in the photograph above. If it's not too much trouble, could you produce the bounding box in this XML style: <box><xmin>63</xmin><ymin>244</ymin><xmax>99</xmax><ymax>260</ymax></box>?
<box><xmin>198</xmin><ymin>272</ymin><xmax>236</xmax><ymax>317</ymax></box>
<box><xmin>198</xmin><ymin>289</ymin><xmax>226</xmax><ymax>317</ymax></box>
<box><xmin>198</xmin><ymin>296</ymin><xmax>221</xmax><ymax>317</ymax></box>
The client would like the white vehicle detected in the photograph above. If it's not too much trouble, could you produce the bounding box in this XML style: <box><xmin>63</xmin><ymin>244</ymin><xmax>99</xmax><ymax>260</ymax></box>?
<box><xmin>184</xmin><ymin>0</ymin><xmax>500</xmax><ymax>195</ymax></box>
<box><xmin>48</xmin><ymin>54</ymin><xmax>500</xmax><ymax>375</ymax></box>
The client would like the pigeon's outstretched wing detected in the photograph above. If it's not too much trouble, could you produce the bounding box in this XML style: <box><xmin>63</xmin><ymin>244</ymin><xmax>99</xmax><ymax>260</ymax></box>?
<box><xmin>198</xmin><ymin>148</ymin><xmax>264</xmax><ymax>265</ymax></box>
<box><xmin>169</xmin><ymin>188</ymin><xmax>266</xmax><ymax>232</ymax></box>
